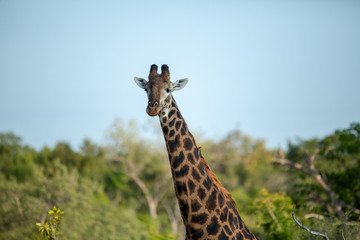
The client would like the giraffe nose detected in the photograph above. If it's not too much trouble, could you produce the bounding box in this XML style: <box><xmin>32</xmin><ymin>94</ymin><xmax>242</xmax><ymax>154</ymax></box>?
<box><xmin>148</xmin><ymin>100</ymin><xmax>158</xmax><ymax>108</ymax></box>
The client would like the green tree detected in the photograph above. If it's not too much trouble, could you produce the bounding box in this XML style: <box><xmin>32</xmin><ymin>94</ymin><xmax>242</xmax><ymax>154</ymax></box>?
<box><xmin>274</xmin><ymin>123</ymin><xmax>360</xmax><ymax>239</ymax></box>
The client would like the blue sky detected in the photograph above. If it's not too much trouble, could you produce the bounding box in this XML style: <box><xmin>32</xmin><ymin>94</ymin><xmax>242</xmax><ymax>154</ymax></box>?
<box><xmin>1</xmin><ymin>0</ymin><xmax>359</xmax><ymax>150</ymax></box>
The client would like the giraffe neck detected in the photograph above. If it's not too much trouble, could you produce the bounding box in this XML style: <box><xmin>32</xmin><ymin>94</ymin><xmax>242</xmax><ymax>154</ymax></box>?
<box><xmin>158</xmin><ymin>96</ymin><xmax>258</xmax><ymax>240</ymax></box>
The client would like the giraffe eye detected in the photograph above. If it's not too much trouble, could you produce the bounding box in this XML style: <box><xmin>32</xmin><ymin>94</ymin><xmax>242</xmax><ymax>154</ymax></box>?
<box><xmin>166</xmin><ymin>88</ymin><xmax>171</xmax><ymax>93</ymax></box>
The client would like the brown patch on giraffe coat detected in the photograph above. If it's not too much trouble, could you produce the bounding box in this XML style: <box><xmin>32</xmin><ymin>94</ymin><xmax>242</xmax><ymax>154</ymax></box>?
<box><xmin>175</xmin><ymin>181</ymin><xmax>187</xmax><ymax>196</ymax></box>
<box><xmin>191</xmin><ymin>199</ymin><xmax>202</xmax><ymax>212</ymax></box>
<box><xmin>172</xmin><ymin>152</ymin><xmax>185</xmax><ymax>169</ymax></box>
<box><xmin>168</xmin><ymin>109</ymin><xmax>176</xmax><ymax>119</ymax></box>
<box><xmin>189</xmin><ymin>227</ymin><xmax>204</xmax><ymax>240</ymax></box>
<box><xmin>236</xmin><ymin>232</ymin><xmax>245</xmax><ymax>240</ymax></box>
<box><xmin>191</xmin><ymin>212</ymin><xmax>208</xmax><ymax>225</ymax></box>
<box><xmin>187</xmin><ymin>153</ymin><xmax>195</xmax><ymax>164</ymax></box>
<box><xmin>169</xmin><ymin>129</ymin><xmax>175</xmax><ymax>138</ymax></box>
<box><xmin>228</xmin><ymin>212</ymin><xmax>235</xmax><ymax>231</ymax></box>
<box><xmin>162</xmin><ymin>126</ymin><xmax>169</xmax><ymax>135</ymax></box>
<box><xmin>218</xmin><ymin>230</ymin><xmax>228</xmax><ymax>240</ymax></box>
<box><xmin>220</xmin><ymin>206</ymin><xmax>228</xmax><ymax>222</ymax></box>
<box><xmin>168</xmin><ymin>134</ymin><xmax>180</xmax><ymax>153</ymax></box>
<box><xmin>181</xmin><ymin>126</ymin><xmax>186</xmax><ymax>136</ymax></box>
<box><xmin>202</xmin><ymin>175</ymin><xmax>213</xmax><ymax>191</ymax></box>
<box><xmin>218</xmin><ymin>192</ymin><xmax>225</xmax><ymax>207</ymax></box>
<box><xmin>191</xmin><ymin>168</ymin><xmax>201</xmax><ymax>182</ymax></box>
<box><xmin>188</xmin><ymin>179</ymin><xmax>196</xmax><ymax>194</ymax></box>
<box><xmin>206</xmin><ymin>216</ymin><xmax>221</xmax><ymax>235</ymax></box>
<box><xmin>169</xmin><ymin>117</ymin><xmax>175</xmax><ymax>127</ymax></box>
<box><xmin>175</xmin><ymin>165</ymin><xmax>189</xmax><ymax>178</ymax></box>
<box><xmin>183</xmin><ymin>138</ymin><xmax>193</xmax><ymax>151</ymax></box>
<box><xmin>197</xmin><ymin>186</ymin><xmax>206</xmax><ymax>200</ymax></box>
<box><xmin>179</xmin><ymin>199</ymin><xmax>189</xmax><ymax>221</ymax></box>
<box><xmin>224</xmin><ymin>224</ymin><xmax>232</xmax><ymax>235</ymax></box>
<box><xmin>175</xmin><ymin>120</ymin><xmax>182</xmax><ymax>131</ymax></box>
<box><xmin>205</xmin><ymin>188</ymin><xmax>218</xmax><ymax>211</ymax></box>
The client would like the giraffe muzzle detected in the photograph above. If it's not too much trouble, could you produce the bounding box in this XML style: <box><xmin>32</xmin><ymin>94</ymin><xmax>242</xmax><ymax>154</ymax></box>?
<box><xmin>146</xmin><ymin>100</ymin><xmax>160</xmax><ymax>116</ymax></box>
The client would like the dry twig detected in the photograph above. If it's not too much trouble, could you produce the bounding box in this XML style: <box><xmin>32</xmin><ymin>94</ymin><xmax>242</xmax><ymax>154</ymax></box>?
<box><xmin>292</xmin><ymin>206</ymin><xmax>330</xmax><ymax>240</ymax></box>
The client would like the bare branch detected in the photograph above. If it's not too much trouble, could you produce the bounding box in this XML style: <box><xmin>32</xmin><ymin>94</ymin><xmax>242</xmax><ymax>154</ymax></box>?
<box><xmin>9</xmin><ymin>192</ymin><xmax>23</xmax><ymax>218</ymax></box>
<box><xmin>341</xmin><ymin>228</ymin><xmax>346</xmax><ymax>240</ymax></box>
<box><xmin>292</xmin><ymin>206</ymin><xmax>330</xmax><ymax>240</ymax></box>
<box><xmin>272</xmin><ymin>157</ymin><xmax>311</xmax><ymax>175</ymax></box>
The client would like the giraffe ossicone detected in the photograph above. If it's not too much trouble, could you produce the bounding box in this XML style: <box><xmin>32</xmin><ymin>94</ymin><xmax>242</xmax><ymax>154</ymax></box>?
<box><xmin>134</xmin><ymin>64</ymin><xmax>258</xmax><ymax>240</ymax></box>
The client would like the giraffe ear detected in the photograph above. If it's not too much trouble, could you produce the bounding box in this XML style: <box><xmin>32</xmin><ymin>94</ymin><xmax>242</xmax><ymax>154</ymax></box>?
<box><xmin>134</xmin><ymin>77</ymin><xmax>148</xmax><ymax>89</ymax></box>
<box><xmin>173</xmin><ymin>78</ymin><xmax>188</xmax><ymax>91</ymax></box>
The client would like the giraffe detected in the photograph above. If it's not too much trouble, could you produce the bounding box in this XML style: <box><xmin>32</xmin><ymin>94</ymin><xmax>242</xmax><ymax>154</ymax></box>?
<box><xmin>134</xmin><ymin>64</ymin><xmax>258</xmax><ymax>240</ymax></box>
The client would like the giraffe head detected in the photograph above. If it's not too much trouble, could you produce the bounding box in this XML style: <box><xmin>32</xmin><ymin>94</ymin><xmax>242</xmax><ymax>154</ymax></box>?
<box><xmin>134</xmin><ymin>64</ymin><xmax>188</xmax><ymax>116</ymax></box>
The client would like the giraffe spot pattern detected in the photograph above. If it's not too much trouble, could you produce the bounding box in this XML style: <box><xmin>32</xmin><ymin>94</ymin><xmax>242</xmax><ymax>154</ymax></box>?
<box><xmin>218</xmin><ymin>230</ymin><xmax>228</xmax><ymax>240</ymax></box>
<box><xmin>216</xmin><ymin>209</ymin><xmax>220</xmax><ymax>216</ymax></box>
<box><xmin>206</xmin><ymin>216</ymin><xmax>221</xmax><ymax>235</ymax></box>
<box><xmin>228</xmin><ymin>212</ymin><xmax>235</xmax><ymax>231</ymax></box>
<box><xmin>203</xmin><ymin>175</ymin><xmax>213</xmax><ymax>191</ymax></box>
<box><xmin>191</xmin><ymin>168</ymin><xmax>201</xmax><ymax>182</ymax></box>
<box><xmin>191</xmin><ymin>199</ymin><xmax>202</xmax><ymax>212</ymax></box>
<box><xmin>188</xmin><ymin>179</ymin><xmax>196</xmax><ymax>194</ymax></box>
<box><xmin>169</xmin><ymin>118</ymin><xmax>176</xmax><ymax>127</ymax></box>
<box><xmin>206</xmin><ymin>188</ymin><xmax>218</xmax><ymax>211</ymax></box>
<box><xmin>220</xmin><ymin>206</ymin><xmax>228</xmax><ymax>222</ymax></box>
<box><xmin>169</xmin><ymin>129</ymin><xmax>175</xmax><ymax>138</ymax></box>
<box><xmin>178</xmin><ymin>199</ymin><xmax>189</xmax><ymax>221</ymax></box>
<box><xmin>175</xmin><ymin>181</ymin><xmax>187</xmax><ymax>196</ymax></box>
<box><xmin>175</xmin><ymin>165</ymin><xmax>189</xmax><ymax>178</ymax></box>
<box><xmin>189</xmin><ymin>227</ymin><xmax>203</xmax><ymax>240</ymax></box>
<box><xmin>236</xmin><ymin>232</ymin><xmax>245</xmax><ymax>240</ymax></box>
<box><xmin>172</xmin><ymin>151</ymin><xmax>184</xmax><ymax>169</ymax></box>
<box><xmin>191</xmin><ymin>231</ymin><xmax>204</xmax><ymax>240</ymax></box>
<box><xmin>183</xmin><ymin>138</ymin><xmax>193</xmax><ymax>151</ymax></box>
<box><xmin>168</xmin><ymin>134</ymin><xmax>180</xmax><ymax>153</ymax></box>
<box><xmin>224</xmin><ymin>224</ymin><xmax>232</xmax><ymax>235</ymax></box>
<box><xmin>181</xmin><ymin>126</ymin><xmax>186</xmax><ymax>136</ymax></box>
<box><xmin>197</xmin><ymin>186</ymin><xmax>206</xmax><ymax>201</ymax></box>
<box><xmin>191</xmin><ymin>212</ymin><xmax>208</xmax><ymax>224</ymax></box>
<box><xmin>187</xmin><ymin>153</ymin><xmax>195</xmax><ymax>164</ymax></box>
<box><xmin>162</xmin><ymin>117</ymin><xmax>167</xmax><ymax>123</ymax></box>
<box><xmin>175</xmin><ymin>120</ymin><xmax>182</xmax><ymax>131</ymax></box>
<box><xmin>162</xmin><ymin>126</ymin><xmax>169</xmax><ymax>135</ymax></box>
<box><xmin>218</xmin><ymin>192</ymin><xmax>225</xmax><ymax>207</ymax></box>
<box><xmin>197</xmin><ymin>162</ymin><xmax>205</xmax><ymax>175</ymax></box>
<box><xmin>168</xmin><ymin>109</ymin><xmax>176</xmax><ymax>119</ymax></box>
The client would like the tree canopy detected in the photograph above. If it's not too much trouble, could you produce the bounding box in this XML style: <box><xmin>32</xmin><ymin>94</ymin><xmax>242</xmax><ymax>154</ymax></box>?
<box><xmin>0</xmin><ymin>121</ymin><xmax>359</xmax><ymax>239</ymax></box>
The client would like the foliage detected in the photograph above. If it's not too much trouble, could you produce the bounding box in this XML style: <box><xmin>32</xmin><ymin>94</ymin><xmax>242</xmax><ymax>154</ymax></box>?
<box><xmin>277</xmin><ymin>122</ymin><xmax>360</xmax><ymax>239</ymax></box>
<box><xmin>252</xmin><ymin>189</ymin><xmax>294</xmax><ymax>240</ymax></box>
<box><xmin>0</xmin><ymin>122</ymin><xmax>359</xmax><ymax>239</ymax></box>
<box><xmin>36</xmin><ymin>206</ymin><xmax>64</xmax><ymax>240</ymax></box>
